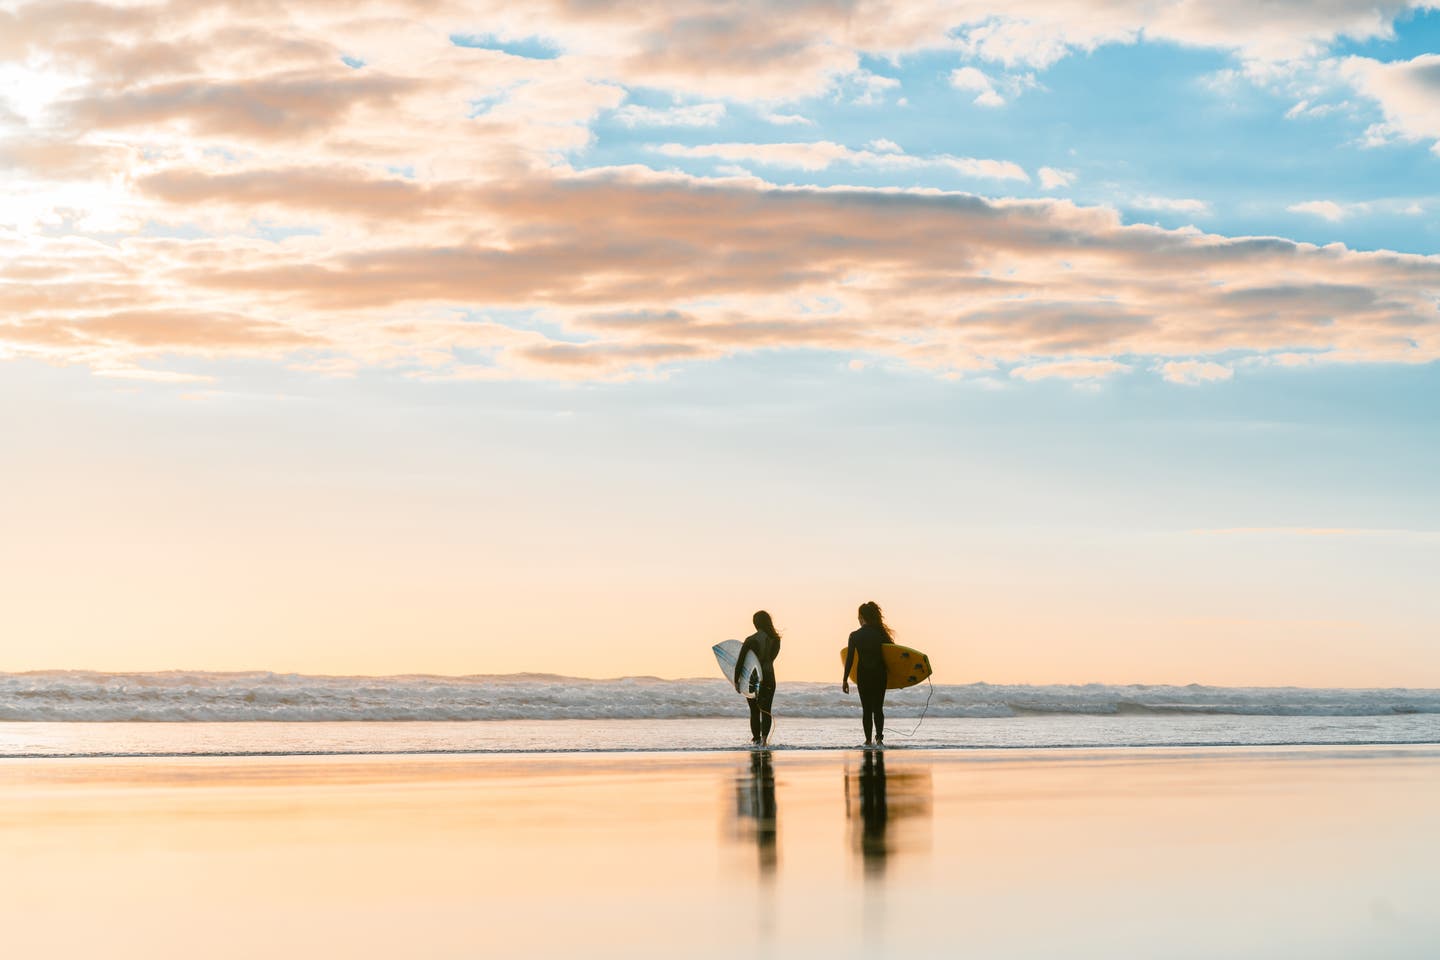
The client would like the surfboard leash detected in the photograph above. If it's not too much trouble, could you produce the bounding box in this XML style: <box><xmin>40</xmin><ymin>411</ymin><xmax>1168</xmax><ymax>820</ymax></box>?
<box><xmin>893</xmin><ymin>676</ymin><xmax>935</xmax><ymax>739</ymax></box>
<box><xmin>762</xmin><ymin>705</ymin><xmax>777</xmax><ymax>745</ymax></box>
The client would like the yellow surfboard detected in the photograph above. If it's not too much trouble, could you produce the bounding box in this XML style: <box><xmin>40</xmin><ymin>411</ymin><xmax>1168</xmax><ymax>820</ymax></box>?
<box><xmin>839</xmin><ymin>644</ymin><xmax>933</xmax><ymax>689</ymax></box>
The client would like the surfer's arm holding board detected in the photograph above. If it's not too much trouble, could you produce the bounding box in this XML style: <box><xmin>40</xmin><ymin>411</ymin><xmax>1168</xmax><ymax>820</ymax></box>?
<box><xmin>736</xmin><ymin>631</ymin><xmax>781</xmax><ymax>688</ymax></box>
<box><xmin>734</xmin><ymin>634</ymin><xmax>754</xmax><ymax>690</ymax></box>
<box><xmin>842</xmin><ymin>628</ymin><xmax>893</xmax><ymax>693</ymax></box>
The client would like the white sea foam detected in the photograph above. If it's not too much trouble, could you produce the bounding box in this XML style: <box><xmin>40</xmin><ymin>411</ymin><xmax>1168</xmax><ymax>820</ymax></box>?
<box><xmin>1</xmin><ymin>671</ymin><xmax>1437</xmax><ymax>723</ymax></box>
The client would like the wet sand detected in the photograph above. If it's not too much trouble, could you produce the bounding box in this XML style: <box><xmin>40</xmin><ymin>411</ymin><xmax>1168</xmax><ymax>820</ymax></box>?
<box><xmin>2</xmin><ymin>746</ymin><xmax>1436</xmax><ymax>958</ymax></box>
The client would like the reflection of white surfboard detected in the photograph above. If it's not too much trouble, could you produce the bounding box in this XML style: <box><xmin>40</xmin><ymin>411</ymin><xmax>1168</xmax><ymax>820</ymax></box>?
<box><xmin>713</xmin><ymin>640</ymin><xmax>762</xmax><ymax>699</ymax></box>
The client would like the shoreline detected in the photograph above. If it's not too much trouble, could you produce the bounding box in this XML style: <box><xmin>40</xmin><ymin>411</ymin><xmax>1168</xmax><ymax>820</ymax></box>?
<box><xmin>4</xmin><ymin>713</ymin><xmax>1439</xmax><ymax>759</ymax></box>
<box><xmin>5</xmin><ymin>741</ymin><xmax>1440</xmax><ymax>762</ymax></box>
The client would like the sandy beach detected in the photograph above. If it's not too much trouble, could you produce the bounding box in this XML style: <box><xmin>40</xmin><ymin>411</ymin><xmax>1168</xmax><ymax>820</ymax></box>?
<box><xmin>3</xmin><ymin>744</ymin><xmax>1435</xmax><ymax>958</ymax></box>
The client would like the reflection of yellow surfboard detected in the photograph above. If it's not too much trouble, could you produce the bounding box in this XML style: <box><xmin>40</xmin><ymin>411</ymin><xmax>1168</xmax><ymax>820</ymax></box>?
<box><xmin>839</xmin><ymin>644</ymin><xmax>932</xmax><ymax>689</ymax></box>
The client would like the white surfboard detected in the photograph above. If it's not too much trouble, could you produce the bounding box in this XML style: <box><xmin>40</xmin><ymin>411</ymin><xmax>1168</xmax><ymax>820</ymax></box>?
<box><xmin>713</xmin><ymin>639</ymin><xmax>762</xmax><ymax>699</ymax></box>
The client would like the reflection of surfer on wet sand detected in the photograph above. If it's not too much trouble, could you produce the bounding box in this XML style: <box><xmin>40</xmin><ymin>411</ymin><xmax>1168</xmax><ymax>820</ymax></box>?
<box><xmin>733</xmin><ymin>750</ymin><xmax>779</xmax><ymax>875</ymax></box>
<box><xmin>844</xmin><ymin>752</ymin><xmax>932</xmax><ymax>876</ymax></box>
<box><xmin>854</xmin><ymin>751</ymin><xmax>888</xmax><ymax>868</ymax></box>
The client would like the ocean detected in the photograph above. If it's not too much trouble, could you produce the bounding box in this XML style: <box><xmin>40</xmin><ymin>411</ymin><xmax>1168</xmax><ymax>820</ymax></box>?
<box><xmin>3</xmin><ymin>670</ymin><xmax>1438</xmax><ymax>756</ymax></box>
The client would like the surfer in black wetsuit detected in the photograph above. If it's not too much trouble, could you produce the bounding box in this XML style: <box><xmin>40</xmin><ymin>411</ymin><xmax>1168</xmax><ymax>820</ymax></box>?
<box><xmin>842</xmin><ymin>601</ymin><xmax>894</xmax><ymax>747</ymax></box>
<box><xmin>736</xmin><ymin>610</ymin><xmax>781</xmax><ymax>746</ymax></box>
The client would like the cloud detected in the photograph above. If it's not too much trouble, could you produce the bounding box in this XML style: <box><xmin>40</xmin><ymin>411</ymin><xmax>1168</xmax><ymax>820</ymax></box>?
<box><xmin>653</xmin><ymin>141</ymin><xmax>1030</xmax><ymax>179</ymax></box>
<box><xmin>1289</xmin><ymin>196</ymin><xmax>1428</xmax><ymax>222</ymax></box>
<box><xmin>1285</xmin><ymin>98</ymin><xmax>1346</xmax><ymax>119</ymax></box>
<box><xmin>949</xmin><ymin>65</ymin><xmax>1043</xmax><ymax>106</ymax></box>
<box><xmin>2</xmin><ymin>0</ymin><xmax>1439</xmax><ymax>386</ymax></box>
<box><xmin>1</xmin><ymin>1</ymin><xmax>1430</xmax><ymax>111</ymax></box>
<box><xmin>849</xmin><ymin>70</ymin><xmax>902</xmax><ymax>105</ymax></box>
<box><xmin>949</xmin><ymin>1</ymin><xmax>1426</xmax><ymax>69</ymax></box>
<box><xmin>761</xmin><ymin>111</ymin><xmax>814</xmax><ymax>126</ymax></box>
<box><xmin>0</xmin><ymin>136</ymin><xmax>133</xmax><ymax>180</ymax></box>
<box><xmin>138</xmin><ymin>166</ymin><xmax>442</xmax><ymax>218</ymax></box>
<box><xmin>1130</xmin><ymin>196</ymin><xmax>1212</xmax><ymax>215</ymax></box>
<box><xmin>654</xmin><ymin>140</ymin><xmax>854</xmax><ymax>172</ymax></box>
<box><xmin>1340</xmin><ymin>53</ymin><xmax>1440</xmax><ymax>153</ymax></box>
<box><xmin>65</xmin><ymin>72</ymin><xmax>425</xmax><ymax>142</ymax></box>
<box><xmin>513</xmin><ymin>340</ymin><xmax>714</xmax><ymax>373</ymax></box>
<box><xmin>1289</xmin><ymin>199</ymin><xmax>1350</xmax><ymax>221</ymax></box>
<box><xmin>1158</xmin><ymin>359</ymin><xmax>1234</xmax><ymax>384</ymax></box>
<box><xmin>1038</xmin><ymin>167</ymin><xmax>1076</xmax><ymax>190</ymax></box>
<box><xmin>7</xmin><ymin>166</ymin><xmax>1440</xmax><ymax>381</ymax></box>
<box><xmin>1010</xmin><ymin>359</ymin><xmax>1132</xmax><ymax>381</ymax></box>
<box><xmin>950</xmin><ymin>66</ymin><xmax>1005</xmax><ymax>107</ymax></box>
<box><xmin>94</xmin><ymin>366</ymin><xmax>218</xmax><ymax>384</ymax></box>
<box><xmin>612</xmin><ymin>102</ymin><xmax>726</xmax><ymax>127</ymax></box>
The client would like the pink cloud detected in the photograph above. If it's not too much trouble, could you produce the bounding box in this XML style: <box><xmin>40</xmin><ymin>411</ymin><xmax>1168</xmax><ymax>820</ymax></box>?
<box><xmin>1010</xmin><ymin>359</ymin><xmax>1132</xmax><ymax>381</ymax></box>
<box><xmin>2</xmin><ymin>0</ymin><xmax>1437</xmax><ymax>384</ymax></box>
<box><xmin>1158</xmin><ymin>360</ymin><xmax>1234</xmax><ymax>384</ymax></box>
<box><xmin>5</xmin><ymin>168</ymin><xmax>1438</xmax><ymax>381</ymax></box>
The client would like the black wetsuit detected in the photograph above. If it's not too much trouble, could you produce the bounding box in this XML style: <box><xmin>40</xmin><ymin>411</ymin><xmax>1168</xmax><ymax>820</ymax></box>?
<box><xmin>738</xmin><ymin>631</ymin><xmax>780</xmax><ymax>741</ymax></box>
<box><xmin>844</xmin><ymin>624</ymin><xmax>891</xmax><ymax>742</ymax></box>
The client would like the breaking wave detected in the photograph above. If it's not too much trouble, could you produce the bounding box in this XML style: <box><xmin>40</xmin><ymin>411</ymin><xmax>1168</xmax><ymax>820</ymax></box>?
<box><xmin>2</xmin><ymin>671</ymin><xmax>1438</xmax><ymax>722</ymax></box>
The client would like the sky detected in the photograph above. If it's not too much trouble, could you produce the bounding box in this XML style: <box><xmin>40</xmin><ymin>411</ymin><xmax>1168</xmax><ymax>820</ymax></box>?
<box><xmin>1</xmin><ymin>0</ymin><xmax>1438</xmax><ymax>685</ymax></box>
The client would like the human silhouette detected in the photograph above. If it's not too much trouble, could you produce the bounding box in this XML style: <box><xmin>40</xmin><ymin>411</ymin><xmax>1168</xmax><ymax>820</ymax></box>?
<box><xmin>842</xmin><ymin>601</ymin><xmax>894</xmax><ymax>746</ymax></box>
<box><xmin>736</xmin><ymin>610</ymin><xmax>781</xmax><ymax>745</ymax></box>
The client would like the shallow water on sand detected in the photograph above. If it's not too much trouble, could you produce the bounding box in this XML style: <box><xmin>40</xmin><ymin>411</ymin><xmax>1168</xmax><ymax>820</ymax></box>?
<box><xmin>2</xmin><ymin>713</ymin><xmax>1438</xmax><ymax>757</ymax></box>
<box><xmin>2</xmin><ymin>745</ymin><xmax>1437</xmax><ymax>958</ymax></box>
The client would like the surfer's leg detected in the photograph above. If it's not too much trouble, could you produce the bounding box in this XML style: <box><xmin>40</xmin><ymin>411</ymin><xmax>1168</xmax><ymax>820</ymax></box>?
<box><xmin>858</xmin><ymin>676</ymin><xmax>885</xmax><ymax>744</ymax></box>
<box><xmin>869</xmin><ymin>669</ymin><xmax>887</xmax><ymax>743</ymax></box>
<box><xmin>858</xmin><ymin>680</ymin><xmax>875</xmax><ymax>743</ymax></box>
<box><xmin>748</xmin><ymin>696</ymin><xmax>762</xmax><ymax>741</ymax></box>
<box><xmin>758</xmin><ymin>683</ymin><xmax>775</xmax><ymax>739</ymax></box>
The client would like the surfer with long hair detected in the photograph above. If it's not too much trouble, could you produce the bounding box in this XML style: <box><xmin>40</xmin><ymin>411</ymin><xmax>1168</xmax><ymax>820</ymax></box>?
<box><xmin>842</xmin><ymin>601</ymin><xmax>894</xmax><ymax>747</ymax></box>
<box><xmin>736</xmin><ymin>610</ymin><xmax>781</xmax><ymax>745</ymax></box>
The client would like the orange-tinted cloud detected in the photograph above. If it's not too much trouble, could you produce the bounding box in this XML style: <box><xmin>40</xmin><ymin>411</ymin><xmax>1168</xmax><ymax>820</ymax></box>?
<box><xmin>2</xmin><ymin>0</ymin><xmax>1437</xmax><ymax>384</ymax></box>
<box><xmin>66</xmin><ymin>73</ymin><xmax>423</xmax><ymax>142</ymax></box>
<box><xmin>7</xmin><ymin>166</ymin><xmax>1433</xmax><ymax>382</ymax></box>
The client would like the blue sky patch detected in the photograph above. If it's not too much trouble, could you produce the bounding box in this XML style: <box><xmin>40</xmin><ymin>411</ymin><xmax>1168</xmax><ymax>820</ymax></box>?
<box><xmin>450</xmin><ymin>32</ymin><xmax>562</xmax><ymax>60</ymax></box>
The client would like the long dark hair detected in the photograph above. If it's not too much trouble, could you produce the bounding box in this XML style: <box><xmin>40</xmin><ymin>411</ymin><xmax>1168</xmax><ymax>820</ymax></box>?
<box><xmin>857</xmin><ymin>601</ymin><xmax>892</xmax><ymax>640</ymax></box>
<box><xmin>753</xmin><ymin>609</ymin><xmax>781</xmax><ymax>642</ymax></box>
